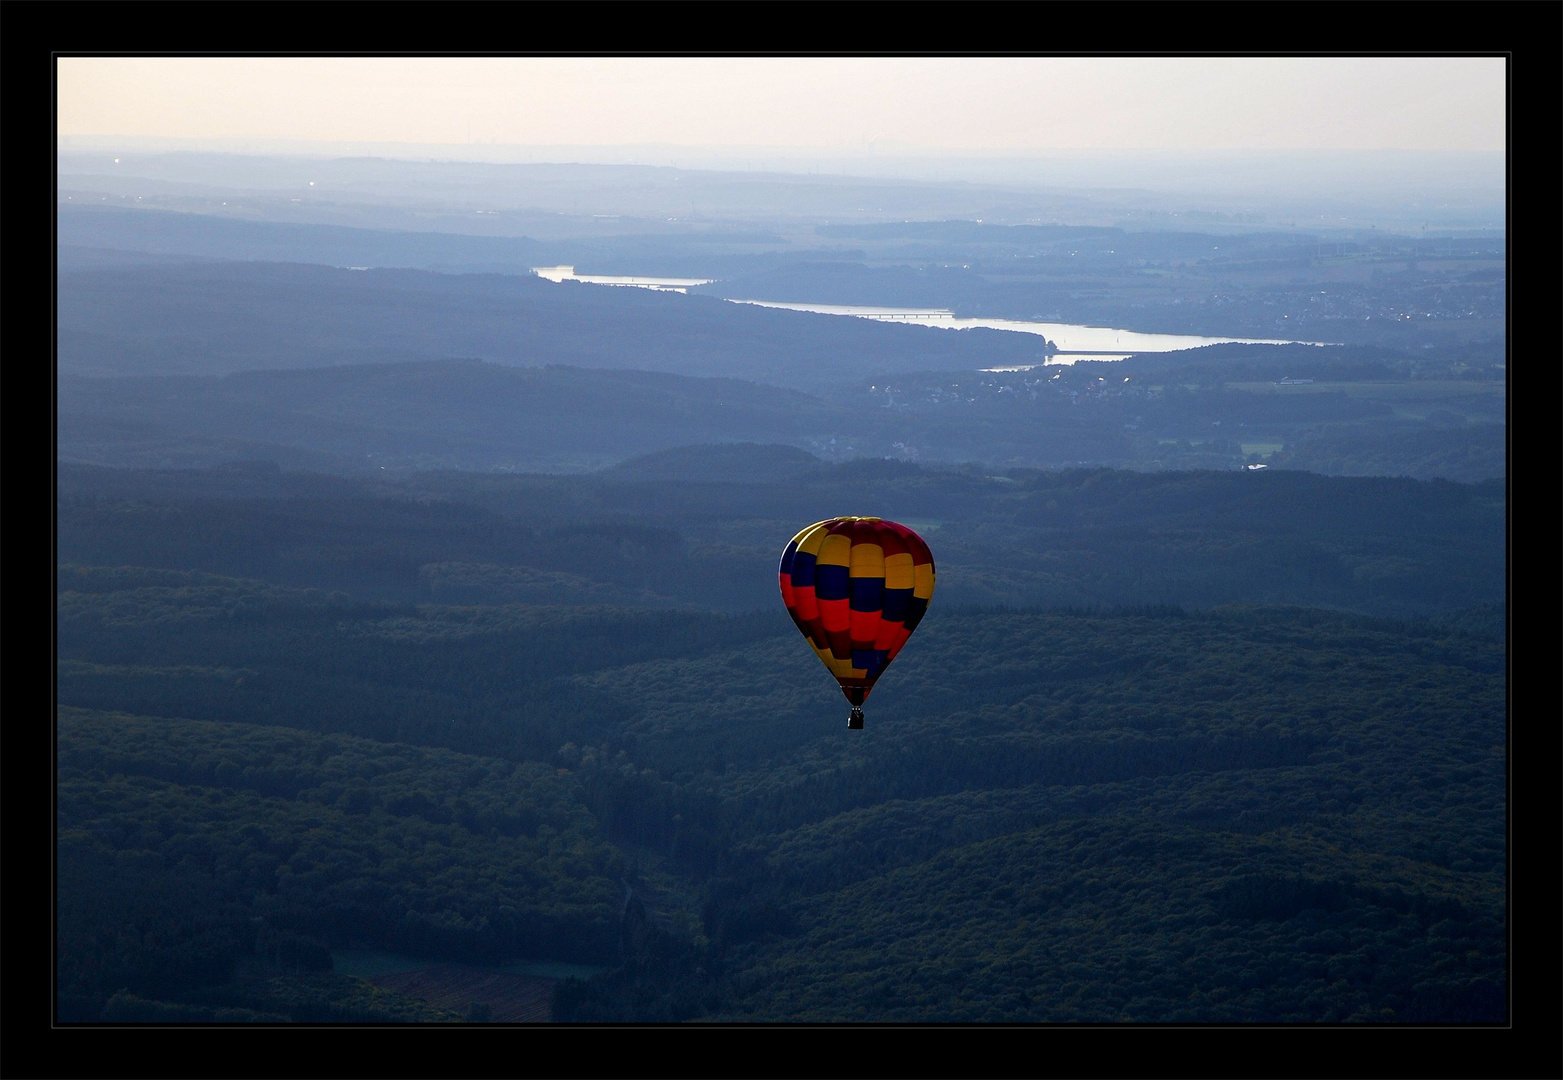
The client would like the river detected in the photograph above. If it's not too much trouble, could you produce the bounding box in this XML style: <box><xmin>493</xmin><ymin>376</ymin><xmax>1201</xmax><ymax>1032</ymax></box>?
<box><xmin>532</xmin><ymin>265</ymin><xmax>714</xmax><ymax>293</ymax></box>
<box><xmin>724</xmin><ymin>300</ymin><xmax>1324</xmax><ymax>367</ymax></box>
<box><xmin>532</xmin><ymin>268</ymin><xmax>1325</xmax><ymax>366</ymax></box>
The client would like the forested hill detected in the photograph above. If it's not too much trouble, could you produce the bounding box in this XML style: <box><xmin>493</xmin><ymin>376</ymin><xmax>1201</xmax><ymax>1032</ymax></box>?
<box><xmin>58</xmin><ymin>362</ymin><xmax>835</xmax><ymax>475</ymax></box>
<box><xmin>54</xmin><ymin>452</ymin><xmax>1506</xmax><ymax>1024</ymax></box>
<box><xmin>57</xmin><ymin>456</ymin><xmax>1505</xmax><ymax>622</ymax></box>
<box><xmin>59</xmin><ymin>352</ymin><xmax>1506</xmax><ymax>482</ymax></box>
<box><xmin>56</xmin><ymin>581</ymin><xmax>1507</xmax><ymax>1024</ymax></box>
<box><xmin>56</xmin><ymin>259</ymin><xmax>1045</xmax><ymax>389</ymax></box>
<box><xmin>56</xmin><ymin>235</ymin><xmax>1505</xmax><ymax>481</ymax></box>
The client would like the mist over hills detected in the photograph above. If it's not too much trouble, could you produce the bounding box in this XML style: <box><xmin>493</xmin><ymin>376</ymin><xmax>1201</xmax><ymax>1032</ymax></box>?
<box><xmin>56</xmin><ymin>205</ymin><xmax>1505</xmax><ymax>482</ymax></box>
<box><xmin>58</xmin><ymin>362</ymin><xmax>836</xmax><ymax>474</ymax></box>
<box><xmin>58</xmin><ymin>208</ymin><xmax>553</xmax><ymax>274</ymax></box>
<box><xmin>56</xmin><ymin>257</ymin><xmax>1048</xmax><ymax>388</ymax></box>
<box><xmin>52</xmin><ymin>152</ymin><xmax>1197</xmax><ymax>237</ymax></box>
<box><xmin>57</xmin><ymin>146</ymin><xmax>1506</xmax><ymax>233</ymax></box>
<box><xmin>58</xmin><ymin>348</ymin><xmax>1505</xmax><ymax>482</ymax></box>
<box><xmin>59</xmin><ymin>196</ymin><xmax>1506</xmax><ymax>358</ymax></box>
<box><xmin>59</xmin><ymin>152</ymin><xmax>1050</xmax><ymax>225</ymax></box>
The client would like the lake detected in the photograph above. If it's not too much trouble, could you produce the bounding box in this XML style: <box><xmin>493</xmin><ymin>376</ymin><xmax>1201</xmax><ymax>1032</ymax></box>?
<box><xmin>532</xmin><ymin>268</ymin><xmax>1328</xmax><ymax>366</ymax></box>
<box><xmin>533</xmin><ymin>265</ymin><xmax>714</xmax><ymax>293</ymax></box>
<box><xmin>725</xmin><ymin>299</ymin><xmax>1326</xmax><ymax>366</ymax></box>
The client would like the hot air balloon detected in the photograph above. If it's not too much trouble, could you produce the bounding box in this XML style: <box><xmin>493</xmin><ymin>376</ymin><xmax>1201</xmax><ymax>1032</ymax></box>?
<box><xmin>778</xmin><ymin>517</ymin><xmax>935</xmax><ymax>729</ymax></box>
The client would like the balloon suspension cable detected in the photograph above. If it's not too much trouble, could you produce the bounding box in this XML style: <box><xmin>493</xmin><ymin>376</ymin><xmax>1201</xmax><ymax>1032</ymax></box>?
<box><xmin>848</xmin><ymin>706</ymin><xmax>865</xmax><ymax>730</ymax></box>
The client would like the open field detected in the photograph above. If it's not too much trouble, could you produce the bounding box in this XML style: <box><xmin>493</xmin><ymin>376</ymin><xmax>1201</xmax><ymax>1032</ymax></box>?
<box><xmin>369</xmin><ymin>965</ymin><xmax>556</xmax><ymax>1023</ymax></box>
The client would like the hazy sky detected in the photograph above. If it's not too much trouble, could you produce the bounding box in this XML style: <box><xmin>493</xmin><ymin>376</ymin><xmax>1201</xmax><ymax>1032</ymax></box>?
<box><xmin>57</xmin><ymin>57</ymin><xmax>1506</xmax><ymax>155</ymax></box>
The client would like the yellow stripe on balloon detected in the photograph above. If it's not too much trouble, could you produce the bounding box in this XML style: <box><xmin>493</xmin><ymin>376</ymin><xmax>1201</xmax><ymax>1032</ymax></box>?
<box><xmin>817</xmin><ymin>532</ymin><xmax>852</xmax><ymax>567</ymax></box>
<box><xmin>848</xmin><ymin>543</ymin><xmax>884</xmax><ymax>578</ymax></box>
<box><xmin>829</xmin><ymin>655</ymin><xmax>867</xmax><ymax>679</ymax></box>
<box><xmin>883</xmin><ymin>552</ymin><xmax>915</xmax><ymax>589</ymax></box>
<box><xmin>794</xmin><ymin>521</ymin><xmax>832</xmax><ymax>554</ymax></box>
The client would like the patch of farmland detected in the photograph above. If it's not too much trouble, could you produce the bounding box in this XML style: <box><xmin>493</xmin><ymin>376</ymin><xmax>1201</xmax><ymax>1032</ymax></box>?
<box><xmin>370</xmin><ymin>964</ymin><xmax>555</xmax><ymax>1023</ymax></box>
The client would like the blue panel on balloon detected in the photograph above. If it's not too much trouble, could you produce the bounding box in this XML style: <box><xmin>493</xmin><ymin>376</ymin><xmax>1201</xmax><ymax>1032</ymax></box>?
<box><xmin>814</xmin><ymin>564</ymin><xmax>850</xmax><ymax>600</ymax></box>
<box><xmin>881</xmin><ymin>587</ymin><xmax>912</xmax><ymax>622</ymax></box>
<box><xmin>849</xmin><ymin>576</ymin><xmax>885</xmax><ymax>612</ymax></box>
<box><xmin>790</xmin><ymin>551</ymin><xmax>817</xmax><ymax>588</ymax></box>
<box><xmin>852</xmin><ymin>649</ymin><xmax>887</xmax><ymax>678</ymax></box>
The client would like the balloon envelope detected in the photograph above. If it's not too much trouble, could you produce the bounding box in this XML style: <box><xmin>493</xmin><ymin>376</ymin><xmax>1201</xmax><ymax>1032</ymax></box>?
<box><xmin>778</xmin><ymin>517</ymin><xmax>935</xmax><ymax>707</ymax></box>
